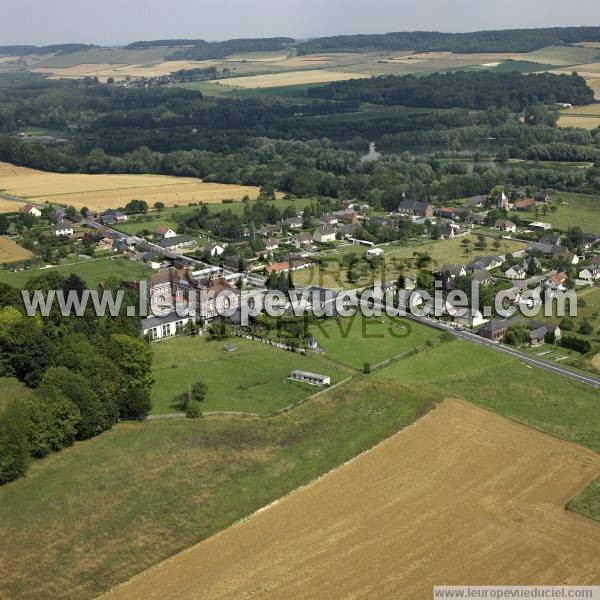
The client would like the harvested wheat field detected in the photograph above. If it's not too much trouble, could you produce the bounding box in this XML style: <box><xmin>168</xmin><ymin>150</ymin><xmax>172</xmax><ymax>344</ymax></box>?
<box><xmin>585</xmin><ymin>78</ymin><xmax>600</xmax><ymax>100</ymax></box>
<box><xmin>0</xmin><ymin>199</ymin><xmax>28</xmax><ymax>213</ymax></box>
<box><xmin>101</xmin><ymin>399</ymin><xmax>600</xmax><ymax>600</ymax></box>
<box><xmin>213</xmin><ymin>69</ymin><xmax>372</xmax><ymax>89</ymax></box>
<box><xmin>0</xmin><ymin>236</ymin><xmax>33</xmax><ymax>263</ymax></box>
<box><xmin>0</xmin><ymin>162</ymin><xmax>264</xmax><ymax>211</ymax></box>
<box><xmin>592</xmin><ymin>354</ymin><xmax>600</xmax><ymax>370</ymax></box>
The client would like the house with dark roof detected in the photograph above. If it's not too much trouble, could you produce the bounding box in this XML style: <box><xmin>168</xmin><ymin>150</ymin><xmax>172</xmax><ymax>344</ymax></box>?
<box><xmin>397</xmin><ymin>200</ymin><xmax>434</xmax><ymax>219</ymax></box>
<box><xmin>159</xmin><ymin>235</ymin><xmax>195</xmax><ymax>251</ymax></box>
<box><xmin>479</xmin><ymin>319</ymin><xmax>509</xmax><ymax>341</ymax></box>
<box><xmin>313</xmin><ymin>225</ymin><xmax>336</xmax><ymax>243</ymax></box>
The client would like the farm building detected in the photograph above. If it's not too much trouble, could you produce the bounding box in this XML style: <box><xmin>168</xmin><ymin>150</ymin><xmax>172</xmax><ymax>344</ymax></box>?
<box><xmin>290</xmin><ymin>370</ymin><xmax>331</xmax><ymax>386</ymax></box>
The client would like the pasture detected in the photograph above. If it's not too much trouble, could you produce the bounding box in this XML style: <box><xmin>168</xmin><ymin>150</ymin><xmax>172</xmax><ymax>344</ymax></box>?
<box><xmin>523</xmin><ymin>45</ymin><xmax>600</xmax><ymax>66</ymax></box>
<box><xmin>0</xmin><ymin>257</ymin><xmax>151</xmax><ymax>288</ymax></box>
<box><xmin>0</xmin><ymin>377</ymin><xmax>438</xmax><ymax>600</ymax></box>
<box><xmin>308</xmin><ymin>314</ymin><xmax>440</xmax><ymax>369</ymax></box>
<box><xmin>0</xmin><ymin>162</ymin><xmax>264</xmax><ymax>211</ymax></box>
<box><xmin>102</xmin><ymin>399</ymin><xmax>600</xmax><ymax>600</ymax></box>
<box><xmin>150</xmin><ymin>336</ymin><xmax>347</xmax><ymax>414</ymax></box>
<box><xmin>0</xmin><ymin>236</ymin><xmax>34</xmax><ymax>264</ymax></box>
<box><xmin>530</xmin><ymin>191</ymin><xmax>600</xmax><ymax>233</ymax></box>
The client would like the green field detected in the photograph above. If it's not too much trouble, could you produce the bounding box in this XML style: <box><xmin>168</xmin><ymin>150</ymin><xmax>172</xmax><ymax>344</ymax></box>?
<box><xmin>309</xmin><ymin>314</ymin><xmax>440</xmax><ymax>369</ymax></box>
<box><xmin>0</xmin><ymin>257</ymin><xmax>151</xmax><ymax>288</ymax></box>
<box><xmin>0</xmin><ymin>377</ymin><xmax>437</xmax><ymax>600</ymax></box>
<box><xmin>0</xmin><ymin>377</ymin><xmax>32</xmax><ymax>414</ymax></box>
<box><xmin>527</xmin><ymin>192</ymin><xmax>600</xmax><ymax>234</ymax></box>
<box><xmin>374</xmin><ymin>339</ymin><xmax>600</xmax><ymax>450</ymax></box>
<box><xmin>150</xmin><ymin>336</ymin><xmax>347</xmax><ymax>414</ymax></box>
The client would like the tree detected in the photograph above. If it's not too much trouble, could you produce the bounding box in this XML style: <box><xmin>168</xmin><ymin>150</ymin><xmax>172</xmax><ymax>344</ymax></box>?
<box><xmin>27</xmin><ymin>388</ymin><xmax>80</xmax><ymax>457</ymax></box>
<box><xmin>191</xmin><ymin>381</ymin><xmax>207</xmax><ymax>402</ymax></box>
<box><xmin>154</xmin><ymin>202</ymin><xmax>165</xmax><ymax>212</ymax></box>
<box><xmin>119</xmin><ymin>387</ymin><xmax>152</xmax><ymax>419</ymax></box>
<box><xmin>579</xmin><ymin>320</ymin><xmax>594</xmax><ymax>335</ymax></box>
<box><xmin>41</xmin><ymin>368</ymin><xmax>110</xmax><ymax>440</ymax></box>
<box><xmin>109</xmin><ymin>334</ymin><xmax>154</xmax><ymax>391</ymax></box>
<box><xmin>363</xmin><ymin>362</ymin><xmax>371</xmax><ymax>374</ymax></box>
<box><xmin>505</xmin><ymin>323</ymin><xmax>530</xmax><ymax>347</ymax></box>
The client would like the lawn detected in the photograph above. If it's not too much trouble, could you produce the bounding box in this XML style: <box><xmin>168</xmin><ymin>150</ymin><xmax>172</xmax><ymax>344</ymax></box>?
<box><xmin>150</xmin><ymin>336</ymin><xmax>347</xmax><ymax>414</ymax></box>
<box><xmin>0</xmin><ymin>257</ymin><xmax>151</xmax><ymax>289</ymax></box>
<box><xmin>309</xmin><ymin>314</ymin><xmax>440</xmax><ymax>369</ymax></box>
<box><xmin>512</xmin><ymin>192</ymin><xmax>600</xmax><ymax>234</ymax></box>
<box><xmin>0</xmin><ymin>377</ymin><xmax>438</xmax><ymax>600</ymax></box>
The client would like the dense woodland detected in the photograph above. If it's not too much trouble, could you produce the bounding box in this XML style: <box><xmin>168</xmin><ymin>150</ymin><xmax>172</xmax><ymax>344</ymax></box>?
<box><xmin>308</xmin><ymin>72</ymin><xmax>595</xmax><ymax>110</ymax></box>
<box><xmin>296</xmin><ymin>27</ymin><xmax>600</xmax><ymax>54</ymax></box>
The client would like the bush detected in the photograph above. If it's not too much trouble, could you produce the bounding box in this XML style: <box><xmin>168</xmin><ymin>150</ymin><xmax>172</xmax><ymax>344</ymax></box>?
<box><xmin>545</xmin><ymin>330</ymin><xmax>556</xmax><ymax>345</ymax></box>
<box><xmin>363</xmin><ymin>362</ymin><xmax>371</xmax><ymax>374</ymax></box>
<box><xmin>579</xmin><ymin>320</ymin><xmax>594</xmax><ymax>335</ymax></box>
<box><xmin>186</xmin><ymin>402</ymin><xmax>202</xmax><ymax>419</ymax></box>
<box><xmin>119</xmin><ymin>387</ymin><xmax>152</xmax><ymax>419</ymax></box>
<box><xmin>559</xmin><ymin>318</ymin><xmax>574</xmax><ymax>331</ymax></box>
<box><xmin>191</xmin><ymin>381</ymin><xmax>207</xmax><ymax>403</ymax></box>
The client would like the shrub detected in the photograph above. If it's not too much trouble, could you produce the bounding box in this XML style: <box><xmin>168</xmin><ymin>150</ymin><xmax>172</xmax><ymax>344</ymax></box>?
<box><xmin>559</xmin><ymin>318</ymin><xmax>574</xmax><ymax>331</ymax></box>
<box><xmin>363</xmin><ymin>362</ymin><xmax>371</xmax><ymax>374</ymax></box>
<box><xmin>579</xmin><ymin>320</ymin><xmax>594</xmax><ymax>335</ymax></box>
<box><xmin>119</xmin><ymin>387</ymin><xmax>152</xmax><ymax>419</ymax></box>
<box><xmin>186</xmin><ymin>402</ymin><xmax>202</xmax><ymax>419</ymax></box>
<box><xmin>191</xmin><ymin>381</ymin><xmax>207</xmax><ymax>403</ymax></box>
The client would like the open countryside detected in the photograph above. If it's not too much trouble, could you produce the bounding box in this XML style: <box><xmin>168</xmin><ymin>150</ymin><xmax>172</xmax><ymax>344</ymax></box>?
<box><xmin>101</xmin><ymin>400</ymin><xmax>600</xmax><ymax>600</ymax></box>
<box><xmin>0</xmin><ymin>163</ymin><xmax>265</xmax><ymax>211</ymax></box>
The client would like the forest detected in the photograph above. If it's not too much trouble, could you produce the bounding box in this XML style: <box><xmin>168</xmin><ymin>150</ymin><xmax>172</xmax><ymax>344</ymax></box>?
<box><xmin>308</xmin><ymin>71</ymin><xmax>596</xmax><ymax>110</ymax></box>
<box><xmin>296</xmin><ymin>26</ymin><xmax>600</xmax><ymax>54</ymax></box>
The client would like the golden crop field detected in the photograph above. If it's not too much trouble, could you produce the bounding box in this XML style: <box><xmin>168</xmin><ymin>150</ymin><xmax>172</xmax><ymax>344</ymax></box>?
<box><xmin>33</xmin><ymin>60</ymin><xmax>220</xmax><ymax>82</ymax></box>
<box><xmin>102</xmin><ymin>399</ymin><xmax>600</xmax><ymax>600</ymax></box>
<box><xmin>213</xmin><ymin>69</ymin><xmax>372</xmax><ymax>89</ymax></box>
<box><xmin>0</xmin><ymin>236</ymin><xmax>34</xmax><ymax>263</ymax></box>
<box><xmin>0</xmin><ymin>199</ymin><xmax>28</xmax><ymax>213</ymax></box>
<box><xmin>0</xmin><ymin>162</ymin><xmax>264</xmax><ymax>211</ymax></box>
<box><xmin>587</xmin><ymin>78</ymin><xmax>600</xmax><ymax>99</ymax></box>
<box><xmin>558</xmin><ymin>103</ymin><xmax>600</xmax><ymax>129</ymax></box>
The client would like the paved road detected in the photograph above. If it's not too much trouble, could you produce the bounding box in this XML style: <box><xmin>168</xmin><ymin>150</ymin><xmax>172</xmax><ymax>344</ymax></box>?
<box><xmin>404</xmin><ymin>312</ymin><xmax>600</xmax><ymax>389</ymax></box>
<box><xmin>346</xmin><ymin>295</ymin><xmax>600</xmax><ymax>389</ymax></box>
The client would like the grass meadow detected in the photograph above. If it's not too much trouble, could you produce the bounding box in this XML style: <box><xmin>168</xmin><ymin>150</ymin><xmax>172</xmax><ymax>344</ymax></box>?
<box><xmin>150</xmin><ymin>336</ymin><xmax>348</xmax><ymax>414</ymax></box>
<box><xmin>308</xmin><ymin>314</ymin><xmax>440</xmax><ymax>369</ymax></box>
<box><xmin>0</xmin><ymin>257</ymin><xmax>151</xmax><ymax>288</ymax></box>
<box><xmin>0</xmin><ymin>377</ymin><xmax>438</xmax><ymax>600</ymax></box>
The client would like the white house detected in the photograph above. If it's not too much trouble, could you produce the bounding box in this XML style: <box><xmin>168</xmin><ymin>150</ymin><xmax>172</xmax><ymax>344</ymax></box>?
<box><xmin>154</xmin><ymin>226</ymin><xmax>177</xmax><ymax>239</ymax></box>
<box><xmin>452</xmin><ymin>308</ymin><xmax>486</xmax><ymax>328</ymax></box>
<box><xmin>265</xmin><ymin>238</ymin><xmax>279</xmax><ymax>252</ymax></box>
<box><xmin>19</xmin><ymin>203</ymin><xmax>42</xmax><ymax>218</ymax></box>
<box><xmin>52</xmin><ymin>220</ymin><xmax>73</xmax><ymax>237</ymax></box>
<box><xmin>367</xmin><ymin>247</ymin><xmax>384</xmax><ymax>258</ymax></box>
<box><xmin>505</xmin><ymin>265</ymin><xmax>527</xmax><ymax>280</ymax></box>
<box><xmin>141</xmin><ymin>313</ymin><xmax>195</xmax><ymax>340</ymax></box>
<box><xmin>495</xmin><ymin>219</ymin><xmax>517</xmax><ymax>234</ymax></box>
<box><xmin>579</xmin><ymin>267</ymin><xmax>600</xmax><ymax>283</ymax></box>
<box><xmin>313</xmin><ymin>225</ymin><xmax>336</xmax><ymax>244</ymax></box>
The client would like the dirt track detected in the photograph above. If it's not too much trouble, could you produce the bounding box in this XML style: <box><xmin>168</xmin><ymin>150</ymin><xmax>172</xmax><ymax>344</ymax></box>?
<box><xmin>101</xmin><ymin>399</ymin><xmax>600</xmax><ymax>600</ymax></box>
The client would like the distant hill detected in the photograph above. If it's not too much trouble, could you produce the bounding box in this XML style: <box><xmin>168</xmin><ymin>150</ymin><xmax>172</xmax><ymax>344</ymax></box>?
<box><xmin>0</xmin><ymin>43</ymin><xmax>98</xmax><ymax>57</ymax></box>
<box><xmin>296</xmin><ymin>27</ymin><xmax>600</xmax><ymax>55</ymax></box>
